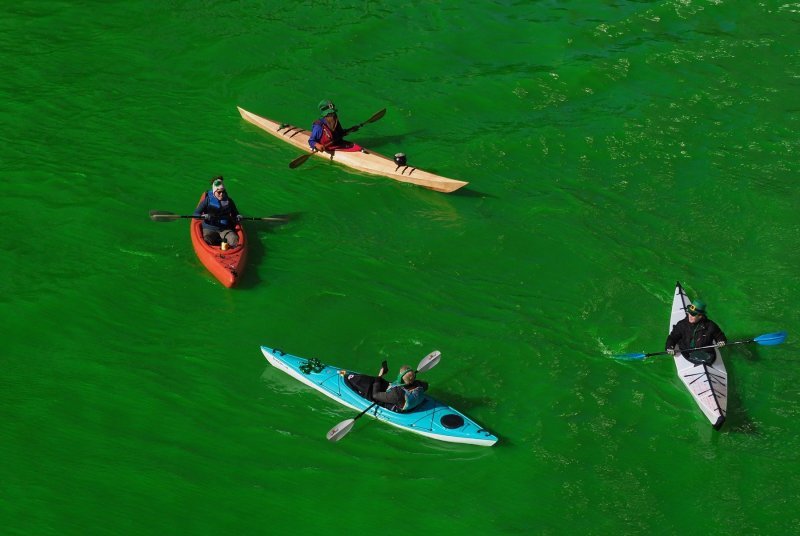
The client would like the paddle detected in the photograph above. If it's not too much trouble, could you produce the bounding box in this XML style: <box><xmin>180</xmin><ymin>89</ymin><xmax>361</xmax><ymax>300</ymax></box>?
<box><xmin>149</xmin><ymin>210</ymin><xmax>288</xmax><ymax>223</ymax></box>
<box><xmin>326</xmin><ymin>349</ymin><xmax>441</xmax><ymax>442</ymax></box>
<box><xmin>612</xmin><ymin>331</ymin><xmax>787</xmax><ymax>361</ymax></box>
<box><xmin>289</xmin><ymin>108</ymin><xmax>387</xmax><ymax>169</ymax></box>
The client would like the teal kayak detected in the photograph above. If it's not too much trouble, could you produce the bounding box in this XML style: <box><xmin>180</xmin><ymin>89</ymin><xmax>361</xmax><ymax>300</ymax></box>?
<box><xmin>260</xmin><ymin>346</ymin><xmax>498</xmax><ymax>446</ymax></box>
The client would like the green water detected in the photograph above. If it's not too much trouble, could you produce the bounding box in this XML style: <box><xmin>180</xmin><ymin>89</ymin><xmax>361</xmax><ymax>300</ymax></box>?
<box><xmin>2</xmin><ymin>0</ymin><xmax>799</xmax><ymax>533</ymax></box>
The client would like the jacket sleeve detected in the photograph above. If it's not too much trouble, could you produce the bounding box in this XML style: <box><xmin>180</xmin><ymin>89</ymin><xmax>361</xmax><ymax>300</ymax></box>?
<box><xmin>711</xmin><ymin>321</ymin><xmax>727</xmax><ymax>343</ymax></box>
<box><xmin>372</xmin><ymin>387</ymin><xmax>404</xmax><ymax>407</ymax></box>
<box><xmin>665</xmin><ymin>323</ymin><xmax>682</xmax><ymax>350</ymax></box>
<box><xmin>192</xmin><ymin>197</ymin><xmax>208</xmax><ymax>217</ymax></box>
<box><xmin>308</xmin><ymin>123</ymin><xmax>323</xmax><ymax>149</ymax></box>
<box><xmin>229</xmin><ymin>199</ymin><xmax>240</xmax><ymax>218</ymax></box>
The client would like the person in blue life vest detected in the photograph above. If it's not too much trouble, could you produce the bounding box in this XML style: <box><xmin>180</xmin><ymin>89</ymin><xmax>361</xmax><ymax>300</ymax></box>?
<box><xmin>371</xmin><ymin>363</ymin><xmax>429</xmax><ymax>412</ymax></box>
<box><xmin>665</xmin><ymin>299</ymin><xmax>727</xmax><ymax>364</ymax></box>
<box><xmin>308</xmin><ymin>100</ymin><xmax>359</xmax><ymax>151</ymax></box>
<box><xmin>192</xmin><ymin>176</ymin><xmax>242</xmax><ymax>248</ymax></box>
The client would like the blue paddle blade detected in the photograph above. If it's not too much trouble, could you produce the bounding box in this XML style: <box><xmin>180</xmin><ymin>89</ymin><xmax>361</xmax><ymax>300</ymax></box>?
<box><xmin>754</xmin><ymin>331</ymin><xmax>787</xmax><ymax>346</ymax></box>
<box><xmin>611</xmin><ymin>352</ymin><xmax>646</xmax><ymax>361</ymax></box>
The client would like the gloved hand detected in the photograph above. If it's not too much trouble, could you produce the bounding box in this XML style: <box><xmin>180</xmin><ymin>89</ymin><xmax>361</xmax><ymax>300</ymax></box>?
<box><xmin>348</xmin><ymin>125</ymin><xmax>360</xmax><ymax>134</ymax></box>
<box><xmin>718</xmin><ymin>341</ymin><xmax>726</xmax><ymax>347</ymax></box>
<box><xmin>202</xmin><ymin>214</ymin><xmax>211</xmax><ymax>221</ymax></box>
<box><xmin>236</xmin><ymin>215</ymin><xmax>243</xmax><ymax>222</ymax></box>
<box><xmin>666</xmin><ymin>347</ymin><xmax>675</xmax><ymax>355</ymax></box>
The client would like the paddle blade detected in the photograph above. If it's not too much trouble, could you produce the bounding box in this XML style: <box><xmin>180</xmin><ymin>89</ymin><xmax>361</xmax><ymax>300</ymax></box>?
<box><xmin>417</xmin><ymin>350</ymin><xmax>441</xmax><ymax>373</ymax></box>
<box><xmin>326</xmin><ymin>418</ymin><xmax>355</xmax><ymax>442</ymax></box>
<box><xmin>754</xmin><ymin>331</ymin><xmax>787</xmax><ymax>346</ymax></box>
<box><xmin>610</xmin><ymin>352</ymin><xmax>647</xmax><ymax>361</ymax></box>
<box><xmin>366</xmin><ymin>108</ymin><xmax>386</xmax><ymax>124</ymax></box>
<box><xmin>149</xmin><ymin>210</ymin><xmax>181</xmax><ymax>222</ymax></box>
<box><xmin>289</xmin><ymin>153</ymin><xmax>313</xmax><ymax>169</ymax></box>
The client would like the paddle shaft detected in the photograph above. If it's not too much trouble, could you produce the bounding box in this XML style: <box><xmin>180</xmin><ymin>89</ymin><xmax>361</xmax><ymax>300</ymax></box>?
<box><xmin>613</xmin><ymin>331</ymin><xmax>786</xmax><ymax>361</ymax></box>
<box><xmin>150</xmin><ymin>211</ymin><xmax>286</xmax><ymax>222</ymax></box>
<box><xmin>647</xmin><ymin>337</ymin><xmax>754</xmax><ymax>359</ymax></box>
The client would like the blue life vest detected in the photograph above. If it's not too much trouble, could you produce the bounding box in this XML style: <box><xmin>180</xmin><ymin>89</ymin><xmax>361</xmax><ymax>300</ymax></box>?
<box><xmin>202</xmin><ymin>190</ymin><xmax>235</xmax><ymax>229</ymax></box>
<box><xmin>387</xmin><ymin>383</ymin><xmax>425</xmax><ymax>412</ymax></box>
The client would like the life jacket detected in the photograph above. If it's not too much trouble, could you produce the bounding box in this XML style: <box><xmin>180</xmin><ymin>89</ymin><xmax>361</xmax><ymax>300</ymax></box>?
<box><xmin>202</xmin><ymin>190</ymin><xmax>235</xmax><ymax>229</ymax></box>
<box><xmin>313</xmin><ymin>118</ymin><xmax>346</xmax><ymax>147</ymax></box>
<box><xmin>387</xmin><ymin>383</ymin><xmax>425</xmax><ymax>412</ymax></box>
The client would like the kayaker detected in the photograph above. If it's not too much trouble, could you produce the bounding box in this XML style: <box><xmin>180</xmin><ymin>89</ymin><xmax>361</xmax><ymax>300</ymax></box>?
<box><xmin>371</xmin><ymin>363</ymin><xmax>429</xmax><ymax>413</ymax></box>
<box><xmin>308</xmin><ymin>100</ymin><xmax>359</xmax><ymax>151</ymax></box>
<box><xmin>192</xmin><ymin>176</ymin><xmax>242</xmax><ymax>248</ymax></box>
<box><xmin>665</xmin><ymin>299</ymin><xmax>727</xmax><ymax>364</ymax></box>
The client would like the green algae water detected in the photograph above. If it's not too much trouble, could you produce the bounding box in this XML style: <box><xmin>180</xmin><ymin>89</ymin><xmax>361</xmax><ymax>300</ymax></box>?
<box><xmin>2</xmin><ymin>1</ymin><xmax>799</xmax><ymax>533</ymax></box>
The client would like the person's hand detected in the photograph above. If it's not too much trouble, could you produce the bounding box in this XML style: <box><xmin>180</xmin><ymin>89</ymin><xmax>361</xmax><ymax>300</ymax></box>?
<box><xmin>202</xmin><ymin>214</ymin><xmax>211</xmax><ymax>221</ymax></box>
<box><xmin>236</xmin><ymin>215</ymin><xmax>243</xmax><ymax>222</ymax></box>
<box><xmin>666</xmin><ymin>347</ymin><xmax>675</xmax><ymax>355</ymax></box>
<box><xmin>348</xmin><ymin>125</ymin><xmax>360</xmax><ymax>134</ymax></box>
<box><xmin>718</xmin><ymin>341</ymin><xmax>726</xmax><ymax>347</ymax></box>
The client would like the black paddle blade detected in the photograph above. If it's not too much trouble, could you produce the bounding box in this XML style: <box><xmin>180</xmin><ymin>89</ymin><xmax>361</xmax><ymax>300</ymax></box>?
<box><xmin>149</xmin><ymin>210</ymin><xmax>182</xmax><ymax>222</ymax></box>
<box><xmin>289</xmin><ymin>153</ymin><xmax>313</xmax><ymax>169</ymax></box>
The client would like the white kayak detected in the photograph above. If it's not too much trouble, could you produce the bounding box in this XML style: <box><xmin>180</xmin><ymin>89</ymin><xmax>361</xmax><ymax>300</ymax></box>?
<box><xmin>669</xmin><ymin>282</ymin><xmax>728</xmax><ymax>429</ymax></box>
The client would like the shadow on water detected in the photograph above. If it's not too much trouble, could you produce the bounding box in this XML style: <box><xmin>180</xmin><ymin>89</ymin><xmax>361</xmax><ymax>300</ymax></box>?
<box><xmin>431</xmin><ymin>390</ymin><xmax>494</xmax><ymax>414</ymax></box>
<box><xmin>236</xmin><ymin>212</ymin><xmax>302</xmax><ymax>290</ymax></box>
<box><xmin>724</xmin><ymin>346</ymin><xmax>759</xmax><ymax>434</ymax></box>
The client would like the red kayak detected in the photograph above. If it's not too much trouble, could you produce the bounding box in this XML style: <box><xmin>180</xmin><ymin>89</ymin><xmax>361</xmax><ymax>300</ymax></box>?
<box><xmin>190</xmin><ymin>194</ymin><xmax>247</xmax><ymax>287</ymax></box>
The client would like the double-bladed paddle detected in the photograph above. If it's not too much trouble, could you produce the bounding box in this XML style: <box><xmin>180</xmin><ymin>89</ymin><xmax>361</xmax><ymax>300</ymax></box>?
<box><xmin>289</xmin><ymin>108</ymin><xmax>387</xmax><ymax>169</ymax></box>
<box><xmin>149</xmin><ymin>210</ymin><xmax>288</xmax><ymax>223</ymax></box>
<box><xmin>326</xmin><ymin>350</ymin><xmax>441</xmax><ymax>442</ymax></box>
<box><xmin>612</xmin><ymin>331</ymin><xmax>787</xmax><ymax>361</ymax></box>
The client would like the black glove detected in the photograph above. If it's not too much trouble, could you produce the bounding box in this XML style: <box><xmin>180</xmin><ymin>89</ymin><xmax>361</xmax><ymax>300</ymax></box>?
<box><xmin>348</xmin><ymin>125</ymin><xmax>360</xmax><ymax>134</ymax></box>
<box><xmin>203</xmin><ymin>214</ymin><xmax>211</xmax><ymax>221</ymax></box>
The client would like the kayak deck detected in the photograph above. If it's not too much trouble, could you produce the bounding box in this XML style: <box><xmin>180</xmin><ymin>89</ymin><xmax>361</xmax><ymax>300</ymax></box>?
<box><xmin>237</xmin><ymin>106</ymin><xmax>469</xmax><ymax>193</ymax></box>
<box><xmin>669</xmin><ymin>282</ymin><xmax>727</xmax><ymax>429</ymax></box>
<box><xmin>260</xmin><ymin>346</ymin><xmax>497</xmax><ymax>446</ymax></box>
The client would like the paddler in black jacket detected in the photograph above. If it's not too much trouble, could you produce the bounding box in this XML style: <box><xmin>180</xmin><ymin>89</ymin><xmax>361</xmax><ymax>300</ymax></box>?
<box><xmin>665</xmin><ymin>299</ymin><xmax>727</xmax><ymax>364</ymax></box>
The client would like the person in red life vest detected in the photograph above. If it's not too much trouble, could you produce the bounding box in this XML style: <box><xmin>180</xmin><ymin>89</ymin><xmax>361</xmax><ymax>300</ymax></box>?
<box><xmin>665</xmin><ymin>299</ymin><xmax>727</xmax><ymax>364</ymax></box>
<box><xmin>308</xmin><ymin>100</ymin><xmax>360</xmax><ymax>151</ymax></box>
<box><xmin>371</xmin><ymin>363</ymin><xmax>429</xmax><ymax>412</ymax></box>
<box><xmin>192</xmin><ymin>176</ymin><xmax>242</xmax><ymax>248</ymax></box>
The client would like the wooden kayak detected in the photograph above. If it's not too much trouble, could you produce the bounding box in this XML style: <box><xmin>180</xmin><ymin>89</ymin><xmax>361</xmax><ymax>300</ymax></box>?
<box><xmin>190</xmin><ymin>193</ymin><xmax>247</xmax><ymax>288</ymax></box>
<box><xmin>237</xmin><ymin>106</ymin><xmax>469</xmax><ymax>193</ymax></box>
<box><xmin>669</xmin><ymin>282</ymin><xmax>728</xmax><ymax>429</ymax></box>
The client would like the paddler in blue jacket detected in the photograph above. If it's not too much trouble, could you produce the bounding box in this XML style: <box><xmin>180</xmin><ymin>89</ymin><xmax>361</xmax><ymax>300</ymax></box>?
<box><xmin>371</xmin><ymin>363</ymin><xmax>429</xmax><ymax>413</ymax></box>
<box><xmin>192</xmin><ymin>176</ymin><xmax>242</xmax><ymax>248</ymax></box>
<box><xmin>308</xmin><ymin>100</ymin><xmax>359</xmax><ymax>151</ymax></box>
<box><xmin>665</xmin><ymin>299</ymin><xmax>727</xmax><ymax>364</ymax></box>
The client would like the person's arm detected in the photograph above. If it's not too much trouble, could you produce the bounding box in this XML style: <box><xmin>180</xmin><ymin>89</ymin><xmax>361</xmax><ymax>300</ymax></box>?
<box><xmin>309</xmin><ymin>123</ymin><xmax>323</xmax><ymax>150</ymax></box>
<box><xmin>229</xmin><ymin>199</ymin><xmax>241</xmax><ymax>221</ymax></box>
<box><xmin>372</xmin><ymin>388</ymin><xmax>403</xmax><ymax>407</ymax></box>
<box><xmin>192</xmin><ymin>197</ymin><xmax>208</xmax><ymax>217</ymax></box>
<box><xmin>712</xmin><ymin>321</ymin><xmax>727</xmax><ymax>345</ymax></box>
<box><xmin>665</xmin><ymin>323</ymin><xmax>683</xmax><ymax>353</ymax></box>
